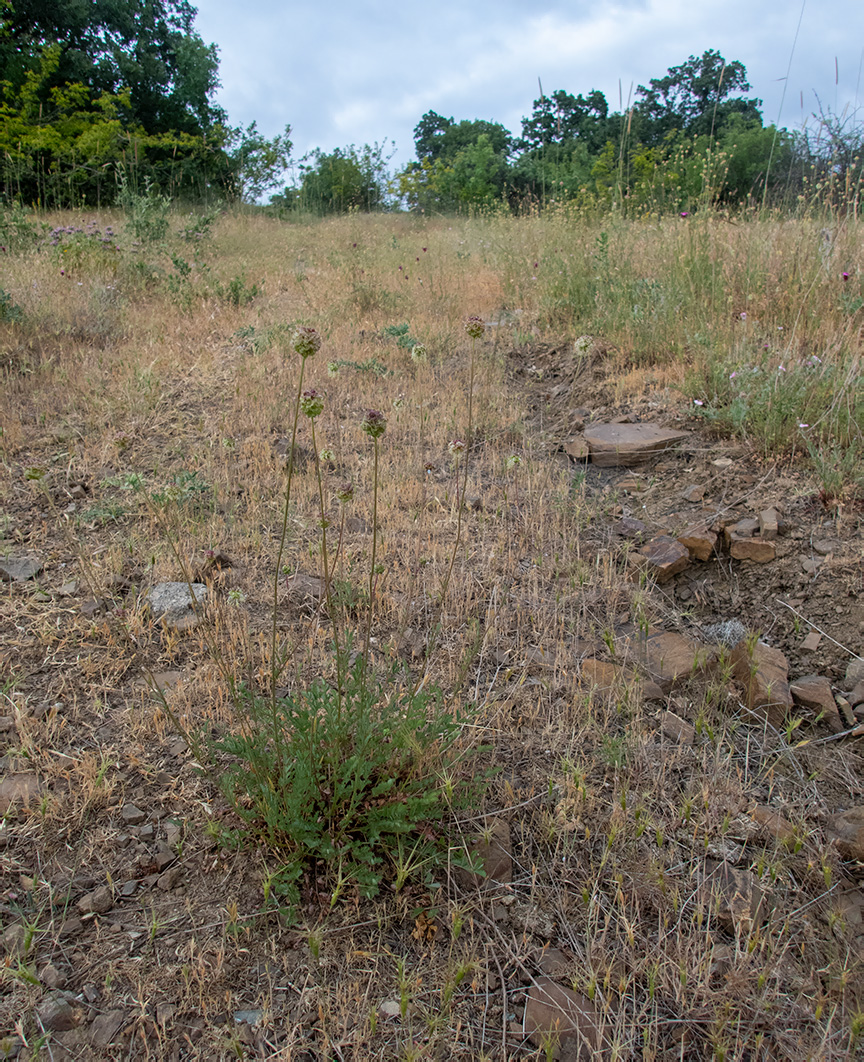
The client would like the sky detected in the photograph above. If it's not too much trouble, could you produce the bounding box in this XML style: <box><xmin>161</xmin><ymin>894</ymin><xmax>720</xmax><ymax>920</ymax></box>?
<box><xmin>194</xmin><ymin>0</ymin><xmax>863</xmax><ymax>176</ymax></box>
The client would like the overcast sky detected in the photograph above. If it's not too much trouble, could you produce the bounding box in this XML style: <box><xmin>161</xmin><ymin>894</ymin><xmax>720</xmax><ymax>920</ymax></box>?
<box><xmin>195</xmin><ymin>0</ymin><xmax>863</xmax><ymax>173</ymax></box>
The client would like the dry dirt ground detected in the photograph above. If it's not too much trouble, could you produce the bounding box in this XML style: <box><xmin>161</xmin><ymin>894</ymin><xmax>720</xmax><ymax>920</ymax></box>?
<box><xmin>0</xmin><ymin>333</ymin><xmax>863</xmax><ymax>1061</ymax></box>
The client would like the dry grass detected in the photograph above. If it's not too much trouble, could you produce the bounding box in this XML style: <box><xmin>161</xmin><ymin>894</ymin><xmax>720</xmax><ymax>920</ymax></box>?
<box><xmin>0</xmin><ymin>207</ymin><xmax>862</xmax><ymax>1060</ymax></box>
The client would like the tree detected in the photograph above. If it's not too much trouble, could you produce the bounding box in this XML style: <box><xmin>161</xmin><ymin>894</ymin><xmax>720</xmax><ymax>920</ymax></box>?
<box><xmin>227</xmin><ymin>122</ymin><xmax>292</xmax><ymax>203</ymax></box>
<box><xmin>634</xmin><ymin>49</ymin><xmax>762</xmax><ymax>145</ymax></box>
<box><xmin>292</xmin><ymin>143</ymin><xmax>391</xmax><ymax>214</ymax></box>
<box><xmin>518</xmin><ymin>89</ymin><xmax>609</xmax><ymax>153</ymax></box>
<box><xmin>413</xmin><ymin>111</ymin><xmax>512</xmax><ymax>163</ymax></box>
<box><xmin>0</xmin><ymin>0</ymin><xmax>224</xmax><ymax>136</ymax></box>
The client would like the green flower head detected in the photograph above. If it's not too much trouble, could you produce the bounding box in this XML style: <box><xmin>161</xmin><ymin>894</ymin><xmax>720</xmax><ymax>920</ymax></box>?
<box><xmin>300</xmin><ymin>388</ymin><xmax>324</xmax><ymax>418</ymax></box>
<box><xmin>361</xmin><ymin>409</ymin><xmax>387</xmax><ymax>439</ymax></box>
<box><xmin>464</xmin><ymin>316</ymin><xmax>485</xmax><ymax>340</ymax></box>
<box><xmin>292</xmin><ymin>325</ymin><xmax>322</xmax><ymax>359</ymax></box>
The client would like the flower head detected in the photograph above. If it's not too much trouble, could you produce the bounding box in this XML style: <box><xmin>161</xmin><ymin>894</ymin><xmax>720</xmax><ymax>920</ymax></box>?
<box><xmin>448</xmin><ymin>439</ymin><xmax>466</xmax><ymax>456</ymax></box>
<box><xmin>361</xmin><ymin>409</ymin><xmax>387</xmax><ymax>439</ymax></box>
<box><xmin>292</xmin><ymin>326</ymin><xmax>321</xmax><ymax>359</ymax></box>
<box><xmin>300</xmin><ymin>388</ymin><xmax>324</xmax><ymax>418</ymax></box>
<box><xmin>336</xmin><ymin>481</ymin><xmax>354</xmax><ymax>503</ymax></box>
<box><xmin>464</xmin><ymin>315</ymin><xmax>485</xmax><ymax>340</ymax></box>
<box><xmin>411</xmin><ymin>344</ymin><xmax>428</xmax><ymax>362</ymax></box>
<box><xmin>319</xmin><ymin>448</ymin><xmax>335</xmax><ymax>462</ymax></box>
<box><xmin>505</xmin><ymin>454</ymin><xmax>523</xmax><ymax>470</ymax></box>
<box><xmin>842</xmin><ymin>271</ymin><xmax>850</xmax><ymax>281</ymax></box>
<box><xmin>693</xmin><ymin>399</ymin><xmax>704</xmax><ymax>407</ymax></box>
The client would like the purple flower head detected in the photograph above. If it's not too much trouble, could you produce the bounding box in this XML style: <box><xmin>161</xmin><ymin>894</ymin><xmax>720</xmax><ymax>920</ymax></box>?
<box><xmin>336</xmin><ymin>481</ymin><xmax>354</xmax><ymax>503</ymax></box>
<box><xmin>361</xmin><ymin>409</ymin><xmax>387</xmax><ymax>439</ymax></box>
<box><xmin>464</xmin><ymin>315</ymin><xmax>485</xmax><ymax>340</ymax></box>
<box><xmin>448</xmin><ymin>439</ymin><xmax>466</xmax><ymax>455</ymax></box>
<box><xmin>680</xmin><ymin>211</ymin><xmax>689</xmax><ymax>218</ymax></box>
<box><xmin>842</xmin><ymin>271</ymin><xmax>850</xmax><ymax>281</ymax></box>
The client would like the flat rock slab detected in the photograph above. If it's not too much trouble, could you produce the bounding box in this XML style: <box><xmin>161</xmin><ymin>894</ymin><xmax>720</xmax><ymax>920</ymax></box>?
<box><xmin>146</xmin><ymin>582</ymin><xmax>208</xmax><ymax>629</ymax></box>
<box><xmin>827</xmin><ymin>807</ymin><xmax>864</xmax><ymax>861</ymax></box>
<box><xmin>0</xmin><ymin>773</ymin><xmax>41</xmax><ymax>814</ymax></box>
<box><xmin>633</xmin><ymin>536</ymin><xmax>690</xmax><ymax>584</ymax></box>
<box><xmin>790</xmin><ymin>674</ymin><xmax>843</xmax><ymax>733</ymax></box>
<box><xmin>0</xmin><ymin>556</ymin><xmax>43</xmax><ymax>582</ymax></box>
<box><xmin>523</xmin><ymin>976</ymin><xmax>608</xmax><ymax>1060</ymax></box>
<box><xmin>454</xmin><ymin>818</ymin><xmax>512</xmax><ymax>891</ymax></box>
<box><xmin>583</xmin><ymin>423</ymin><xmax>689</xmax><ymax>467</ymax></box>
<box><xmin>730</xmin><ymin>641</ymin><xmax>793</xmax><ymax>726</ymax></box>
<box><xmin>701</xmin><ymin>860</ymin><xmax>769</xmax><ymax>932</ymax></box>
<box><xmin>620</xmin><ymin>630</ymin><xmax>713</xmax><ymax>692</ymax></box>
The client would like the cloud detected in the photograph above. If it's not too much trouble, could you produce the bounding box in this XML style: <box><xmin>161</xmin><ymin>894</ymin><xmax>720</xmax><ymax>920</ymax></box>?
<box><xmin>194</xmin><ymin>0</ymin><xmax>864</xmax><ymax>167</ymax></box>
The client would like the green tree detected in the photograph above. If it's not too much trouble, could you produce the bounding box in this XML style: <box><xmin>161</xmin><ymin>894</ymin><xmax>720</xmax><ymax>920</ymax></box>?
<box><xmin>518</xmin><ymin>89</ymin><xmax>609</xmax><ymax>154</ymax></box>
<box><xmin>227</xmin><ymin>122</ymin><xmax>292</xmax><ymax>203</ymax></box>
<box><xmin>292</xmin><ymin>143</ymin><xmax>390</xmax><ymax>214</ymax></box>
<box><xmin>634</xmin><ymin>49</ymin><xmax>762</xmax><ymax>145</ymax></box>
<box><xmin>0</xmin><ymin>0</ymin><xmax>224</xmax><ymax>135</ymax></box>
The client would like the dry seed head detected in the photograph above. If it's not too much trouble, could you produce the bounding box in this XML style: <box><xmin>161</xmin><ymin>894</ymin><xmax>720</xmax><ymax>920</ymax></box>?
<box><xmin>411</xmin><ymin>344</ymin><xmax>428</xmax><ymax>362</ymax></box>
<box><xmin>336</xmin><ymin>481</ymin><xmax>354</xmax><ymax>503</ymax></box>
<box><xmin>448</xmin><ymin>439</ymin><xmax>466</xmax><ymax>455</ymax></box>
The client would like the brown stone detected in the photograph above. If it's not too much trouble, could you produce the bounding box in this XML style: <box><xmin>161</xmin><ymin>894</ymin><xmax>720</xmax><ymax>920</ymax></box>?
<box><xmin>724</xmin><ymin>517</ymin><xmax>760</xmax><ymax>544</ymax></box>
<box><xmin>730</xmin><ymin>641</ymin><xmax>793</xmax><ymax>727</ymax></box>
<box><xmin>78</xmin><ymin>886</ymin><xmax>113</xmax><ymax>915</ymax></box>
<box><xmin>580</xmin><ymin>659</ymin><xmax>620</xmax><ymax>689</ymax></box>
<box><xmin>38</xmin><ymin>996</ymin><xmax>77</xmax><ymax>1033</ymax></box>
<box><xmin>849</xmin><ymin>680</ymin><xmax>864</xmax><ymax>708</ymax></box>
<box><xmin>0</xmin><ymin>773</ymin><xmax>41</xmax><ymax>814</ymax></box>
<box><xmin>634</xmin><ymin>536</ymin><xmax>690</xmax><ymax>584</ymax></box>
<box><xmin>701</xmin><ymin>860</ymin><xmax>769</xmax><ymax>932</ymax></box>
<box><xmin>621</xmin><ymin>630</ymin><xmax>713</xmax><ymax>693</ymax></box>
<box><xmin>283</xmin><ymin>572</ymin><xmax>324</xmax><ymax>607</ymax></box>
<box><xmin>564</xmin><ymin>437</ymin><xmax>589</xmax><ymax>461</ymax></box>
<box><xmin>88</xmin><ymin>1010</ymin><xmax>127</xmax><ymax>1047</ymax></box>
<box><xmin>523</xmin><ymin>976</ymin><xmax>608</xmax><ymax>1060</ymax></box>
<box><xmin>583</xmin><ymin>422</ymin><xmax>689</xmax><ymax>467</ymax></box>
<box><xmin>729</xmin><ymin>534</ymin><xmax>776</xmax><ymax>562</ymax></box>
<box><xmin>681</xmin><ymin>484</ymin><xmax>706</xmax><ymax>503</ymax></box>
<box><xmin>660</xmin><ymin>711</ymin><xmax>695</xmax><ymax>745</ymax></box>
<box><xmin>455</xmin><ymin>819</ymin><xmax>512</xmax><ymax>891</ymax></box>
<box><xmin>827</xmin><ymin>807</ymin><xmax>864</xmax><ymax>861</ymax></box>
<box><xmin>801</xmin><ymin>632</ymin><xmax>822</xmax><ymax>653</ymax></box>
<box><xmin>611</xmin><ymin>517</ymin><xmax>647</xmax><ymax>539</ymax></box>
<box><xmin>749</xmin><ymin>805</ymin><xmax>798</xmax><ymax>847</ymax></box>
<box><xmin>790</xmin><ymin>675</ymin><xmax>844</xmax><ymax>733</ymax></box>
<box><xmin>758</xmin><ymin>509</ymin><xmax>779</xmax><ymax>540</ymax></box>
<box><xmin>677</xmin><ymin>523</ymin><xmax>717</xmax><ymax>562</ymax></box>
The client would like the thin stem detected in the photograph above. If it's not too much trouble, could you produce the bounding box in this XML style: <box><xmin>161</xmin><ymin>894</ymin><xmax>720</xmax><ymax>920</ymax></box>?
<box><xmin>310</xmin><ymin>418</ymin><xmax>344</xmax><ymax>714</ymax></box>
<box><xmin>271</xmin><ymin>357</ymin><xmax>306</xmax><ymax>722</ymax></box>
<box><xmin>363</xmin><ymin>437</ymin><xmax>380</xmax><ymax>676</ymax></box>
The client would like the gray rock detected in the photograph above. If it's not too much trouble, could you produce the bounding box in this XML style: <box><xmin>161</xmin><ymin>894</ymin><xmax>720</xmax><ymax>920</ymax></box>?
<box><xmin>121</xmin><ymin>804</ymin><xmax>145</xmax><ymax>826</ymax></box>
<box><xmin>846</xmin><ymin>657</ymin><xmax>864</xmax><ymax>687</ymax></box>
<box><xmin>78</xmin><ymin>885</ymin><xmax>113</xmax><ymax>915</ymax></box>
<box><xmin>0</xmin><ymin>556</ymin><xmax>43</xmax><ymax>582</ymax></box>
<box><xmin>88</xmin><ymin>1010</ymin><xmax>126</xmax><ymax>1047</ymax></box>
<box><xmin>38</xmin><ymin>995</ymin><xmax>76</xmax><ymax>1032</ymax></box>
<box><xmin>146</xmin><ymin>582</ymin><xmax>208</xmax><ymax>629</ymax></box>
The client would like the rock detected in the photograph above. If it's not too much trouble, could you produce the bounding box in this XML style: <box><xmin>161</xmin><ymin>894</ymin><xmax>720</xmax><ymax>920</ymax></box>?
<box><xmin>748</xmin><ymin>806</ymin><xmax>798</xmax><ymax>847</ymax></box>
<box><xmin>283</xmin><ymin>572</ymin><xmax>324</xmax><ymax>608</ymax></box>
<box><xmin>38</xmin><ymin>995</ymin><xmax>77</xmax><ymax>1032</ymax></box>
<box><xmin>537</xmin><ymin>947</ymin><xmax>571</xmax><ymax>977</ymax></box>
<box><xmin>144</xmin><ymin>670</ymin><xmax>184</xmax><ymax>693</ymax></box>
<box><xmin>790</xmin><ymin>675</ymin><xmax>844</xmax><ymax>733</ymax></box>
<box><xmin>192</xmin><ymin>549</ymin><xmax>234</xmax><ymax>580</ymax></box>
<box><xmin>826</xmin><ymin>807</ymin><xmax>864</xmax><ymax>861</ymax></box>
<box><xmin>849</xmin><ymin>681</ymin><xmax>864</xmax><ymax>708</ymax></box>
<box><xmin>677</xmin><ymin>524</ymin><xmax>717</xmax><ymax>562</ymax></box>
<box><xmin>802</xmin><ymin>558</ymin><xmax>822</xmax><ymax>575</ymax></box>
<box><xmin>156</xmin><ymin>865</ymin><xmax>184</xmax><ymax>891</ymax></box>
<box><xmin>0</xmin><ymin>1035</ymin><xmax>23</xmax><ymax>1058</ymax></box>
<box><xmin>40</xmin><ymin>964</ymin><xmax>66</xmax><ymax>990</ymax></box>
<box><xmin>730</xmin><ymin>641</ymin><xmax>793</xmax><ymax>726</ymax></box>
<box><xmin>725</xmin><ymin>517</ymin><xmax>760</xmax><ymax>543</ymax></box>
<box><xmin>660</xmin><ymin>711</ymin><xmax>695</xmax><ymax>745</ymax></box>
<box><xmin>2</xmin><ymin>924</ymin><xmax>27</xmax><ymax>958</ymax></box>
<box><xmin>378</xmin><ymin>1001</ymin><xmax>404</xmax><ymax>1020</ymax></box>
<box><xmin>681</xmin><ymin>484</ymin><xmax>706</xmax><ymax>503</ymax></box>
<box><xmin>758</xmin><ymin>509</ymin><xmax>779</xmax><ymax>540</ymax></box>
<box><xmin>56</xmin><ymin>580</ymin><xmax>79</xmax><ymax>597</ymax></box>
<box><xmin>564</xmin><ymin>437</ymin><xmax>589</xmax><ymax>461</ymax></box>
<box><xmin>846</xmin><ymin>658</ymin><xmax>864</xmax><ymax>687</ymax></box>
<box><xmin>78</xmin><ymin>886</ymin><xmax>113</xmax><ymax>915</ymax></box>
<box><xmin>455</xmin><ymin>819</ymin><xmax>512</xmax><ymax>890</ymax></box>
<box><xmin>523</xmin><ymin>976</ymin><xmax>608</xmax><ymax>1060</ymax></box>
<box><xmin>633</xmin><ymin>536</ymin><xmax>690</xmax><ymax>584</ymax></box>
<box><xmin>801</xmin><ymin>632</ymin><xmax>822</xmax><ymax>652</ymax></box>
<box><xmin>121</xmin><ymin>804</ymin><xmax>146</xmax><ymax>826</ymax></box>
<box><xmin>611</xmin><ymin>517</ymin><xmax>647</xmax><ymax>539</ymax></box>
<box><xmin>701</xmin><ymin>860</ymin><xmax>769</xmax><ymax>932</ymax></box>
<box><xmin>78</xmin><ymin>598</ymin><xmax>105</xmax><ymax>618</ymax></box>
<box><xmin>580</xmin><ymin>659</ymin><xmax>620</xmax><ymax>689</ymax></box>
<box><xmin>0</xmin><ymin>773</ymin><xmax>41</xmax><ymax>814</ymax></box>
<box><xmin>88</xmin><ymin>1010</ymin><xmax>127</xmax><ymax>1047</ymax></box>
<box><xmin>583</xmin><ymin>423</ymin><xmax>689</xmax><ymax>468</ymax></box>
<box><xmin>835</xmin><ymin>695</ymin><xmax>856</xmax><ymax>729</ymax></box>
<box><xmin>729</xmin><ymin>534</ymin><xmax>776</xmax><ymax>562</ymax></box>
<box><xmin>0</xmin><ymin>556</ymin><xmax>43</xmax><ymax>582</ymax></box>
<box><xmin>629</xmin><ymin>630</ymin><xmax>713</xmax><ymax>693</ymax></box>
<box><xmin>812</xmin><ymin>540</ymin><xmax>834</xmax><ymax>556</ymax></box>
<box><xmin>146</xmin><ymin>582</ymin><xmax>208</xmax><ymax>629</ymax></box>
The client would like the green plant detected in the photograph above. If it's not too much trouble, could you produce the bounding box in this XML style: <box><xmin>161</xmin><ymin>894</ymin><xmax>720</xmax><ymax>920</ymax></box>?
<box><xmin>118</xmin><ymin>174</ymin><xmax>171</xmax><ymax>243</ymax></box>
<box><xmin>219</xmin><ymin>271</ymin><xmax>262</xmax><ymax>307</ymax></box>
<box><xmin>206</xmin><ymin>651</ymin><xmax>476</xmax><ymax>914</ymax></box>
<box><xmin>0</xmin><ymin>288</ymin><xmax>22</xmax><ymax>323</ymax></box>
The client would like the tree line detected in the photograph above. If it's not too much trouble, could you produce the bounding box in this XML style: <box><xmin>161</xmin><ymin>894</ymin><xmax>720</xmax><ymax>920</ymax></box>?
<box><xmin>1</xmin><ymin>0</ymin><xmax>859</xmax><ymax>213</ymax></box>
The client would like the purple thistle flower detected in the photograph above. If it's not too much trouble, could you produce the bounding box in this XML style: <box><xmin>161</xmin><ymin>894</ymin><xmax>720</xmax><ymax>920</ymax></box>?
<box><xmin>361</xmin><ymin>409</ymin><xmax>387</xmax><ymax>439</ymax></box>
